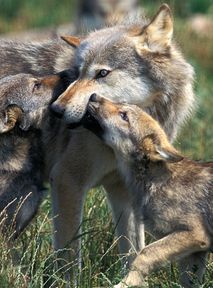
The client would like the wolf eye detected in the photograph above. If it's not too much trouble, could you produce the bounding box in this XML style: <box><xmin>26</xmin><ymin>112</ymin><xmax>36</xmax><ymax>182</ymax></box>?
<box><xmin>95</xmin><ymin>69</ymin><xmax>110</xmax><ymax>79</ymax></box>
<box><xmin>119</xmin><ymin>111</ymin><xmax>129</xmax><ymax>122</ymax></box>
<box><xmin>33</xmin><ymin>81</ymin><xmax>42</xmax><ymax>92</ymax></box>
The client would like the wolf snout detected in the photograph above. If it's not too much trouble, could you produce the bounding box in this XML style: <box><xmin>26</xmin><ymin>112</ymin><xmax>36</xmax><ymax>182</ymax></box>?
<box><xmin>89</xmin><ymin>93</ymin><xmax>102</xmax><ymax>103</ymax></box>
<box><xmin>50</xmin><ymin>102</ymin><xmax>65</xmax><ymax>118</ymax></box>
<box><xmin>88</xmin><ymin>94</ymin><xmax>104</xmax><ymax>111</ymax></box>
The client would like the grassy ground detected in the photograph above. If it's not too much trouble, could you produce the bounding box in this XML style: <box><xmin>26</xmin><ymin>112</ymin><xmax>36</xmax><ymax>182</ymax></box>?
<box><xmin>0</xmin><ymin>1</ymin><xmax>212</xmax><ymax>287</ymax></box>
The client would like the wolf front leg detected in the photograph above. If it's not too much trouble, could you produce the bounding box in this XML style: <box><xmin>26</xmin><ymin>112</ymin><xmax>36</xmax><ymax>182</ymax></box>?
<box><xmin>104</xmin><ymin>172</ymin><xmax>145</xmax><ymax>267</ymax></box>
<box><xmin>50</xmin><ymin>160</ymin><xmax>86</xmax><ymax>284</ymax></box>
<box><xmin>49</xmin><ymin>129</ymin><xmax>116</xmax><ymax>285</ymax></box>
<box><xmin>115</xmin><ymin>229</ymin><xmax>211</xmax><ymax>288</ymax></box>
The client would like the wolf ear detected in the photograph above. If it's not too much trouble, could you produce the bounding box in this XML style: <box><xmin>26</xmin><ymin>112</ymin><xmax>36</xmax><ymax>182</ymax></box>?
<box><xmin>152</xmin><ymin>145</ymin><xmax>183</xmax><ymax>163</ymax></box>
<box><xmin>0</xmin><ymin>105</ymin><xmax>23</xmax><ymax>133</ymax></box>
<box><xmin>131</xmin><ymin>4</ymin><xmax>173</xmax><ymax>53</ymax></box>
<box><xmin>142</xmin><ymin>135</ymin><xmax>183</xmax><ymax>163</ymax></box>
<box><xmin>145</xmin><ymin>4</ymin><xmax>173</xmax><ymax>52</ymax></box>
<box><xmin>61</xmin><ymin>36</ymin><xmax>81</xmax><ymax>48</ymax></box>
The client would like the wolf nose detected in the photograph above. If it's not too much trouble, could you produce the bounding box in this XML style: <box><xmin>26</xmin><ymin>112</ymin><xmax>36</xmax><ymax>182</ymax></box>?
<box><xmin>50</xmin><ymin>102</ymin><xmax>65</xmax><ymax>118</ymax></box>
<box><xmin>89</xmin><ymin>93</ymin><xmax>97</xmax><ymax>102</ymax></box>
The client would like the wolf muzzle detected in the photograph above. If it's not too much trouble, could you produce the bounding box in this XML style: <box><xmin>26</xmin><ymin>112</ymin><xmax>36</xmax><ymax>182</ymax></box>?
<box><xmin>81</xmin><ymin>93</ymin><xmax>104</xmax><ymax>137</ymax></box>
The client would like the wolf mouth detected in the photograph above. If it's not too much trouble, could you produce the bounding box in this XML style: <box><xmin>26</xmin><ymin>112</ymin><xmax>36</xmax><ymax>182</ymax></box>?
<box><xmin>66</xmin><ymin>122</ymin><xmax>82</xmax><ymax>129</ymax></box>
<box><xmin>81</xmin><ymin>105</ymin><xmax>104</xmax><ymax>137</ymax></box>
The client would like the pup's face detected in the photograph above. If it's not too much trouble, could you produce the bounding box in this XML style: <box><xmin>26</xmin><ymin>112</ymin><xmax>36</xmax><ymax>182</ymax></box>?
<box><xmin>0</xmin><ymin>73</ymin><xmax>60</xmax><ymax>132</ymax></box>
<box><xmin>83</xmin><ymin>94</ymin><xmax>139</xmax><ymax>153</ymax></box>
<box><xmin>84</xmin><ymin>94</ymin><xmax>141</xmax><ymax>156</ymax></box>
<box><xmin>84</xmin><ymin>94</ymin><xmax>183</xmax><ymax>163</ymax></box>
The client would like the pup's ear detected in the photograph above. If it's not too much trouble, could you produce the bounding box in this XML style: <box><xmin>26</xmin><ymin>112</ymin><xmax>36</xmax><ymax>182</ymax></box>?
<box><xmin>142</xmin><ymin>135</ymin><xmax>183</xmax><ymax>163</ymax></box>
<box><xmin>131</xmin><ymin>4</ymin><xmax>173</xmax><ymax>53</ymax></box>
<box><xmin>0</xmin><ymin>105</ymin><xmax>23</xmax><ymax>134</ymax></box>
<box><xmin>154</xmin><ymin>145</ymin><xmax>183</xmax><ymax>162</ymax></box>
<box><xmin>61</xmin><ymin>36</ymin><xmax>81</xmax><ymax>48</ymax></box>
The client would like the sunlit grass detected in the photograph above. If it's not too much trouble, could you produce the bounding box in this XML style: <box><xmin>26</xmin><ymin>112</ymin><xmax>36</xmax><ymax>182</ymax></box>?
<box><xmin>0</xmin><ymin>188</ymin><xmax>212</xmax><ymax>287</ymax></box>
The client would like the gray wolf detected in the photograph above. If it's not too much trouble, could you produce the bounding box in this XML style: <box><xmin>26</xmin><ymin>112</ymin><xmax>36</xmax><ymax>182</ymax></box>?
<box><xmin>84</xmin><ymin>94</ymin><xmax>213</xmax><ymax>288</ymax></box>
<box><xmin>0</xmin><ymin>4</ymin><xmax>195</xmax><ymax>282</ymax></box>
<box><xmin>52</xmin><ymin>4</ymin><xmax>194</xmax><ymax>141</ymax></box>
<box><xmin>0</xmin><ymin>73</ymin><xmax>60</xmax><ymax>238</ymax></box>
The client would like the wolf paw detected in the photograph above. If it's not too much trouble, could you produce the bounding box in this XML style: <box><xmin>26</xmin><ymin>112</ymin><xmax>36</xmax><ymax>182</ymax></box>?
<box><xmin>114</xmin><ymin>270</ymin><xmax>148</xmax><ymax>288</ymax></box>
<box><xmin>114</xmin><ymin>283</ymin><xmax>147</xmax><ymax>288</ymax></box>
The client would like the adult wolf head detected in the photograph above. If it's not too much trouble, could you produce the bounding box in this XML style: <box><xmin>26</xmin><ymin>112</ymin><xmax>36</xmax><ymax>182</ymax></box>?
<box><xmin>52</xmin><ymin>4</ymin><xmax>195</xmax><ymax>140</ymax></box>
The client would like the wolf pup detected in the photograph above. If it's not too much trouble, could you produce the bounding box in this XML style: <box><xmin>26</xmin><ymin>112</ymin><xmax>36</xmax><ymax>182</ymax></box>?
<box><xmin>0</xmin><ymin>73</ymin><xmax>60</xmax><ymax>238</ymax></box>
<box><xmin>84</xmin><ymin>94</ymin><xmax>213</xmax><ymax>288</ymax></box>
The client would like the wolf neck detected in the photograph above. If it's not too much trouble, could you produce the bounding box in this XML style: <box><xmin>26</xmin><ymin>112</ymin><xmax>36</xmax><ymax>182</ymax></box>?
<box><xmin>117</xmin><ymin>153</ymin><xmax>171</xmax><ymax>197</ymax></box>
<box><xmin>143</xmin><ymin>85</ymin><xmax>194</xmax><ymax>142</ymax></box>
<box><xmin>141</xmin><ymin>47</ymin><xmax>195</xmax><ymax>142</ymax></box>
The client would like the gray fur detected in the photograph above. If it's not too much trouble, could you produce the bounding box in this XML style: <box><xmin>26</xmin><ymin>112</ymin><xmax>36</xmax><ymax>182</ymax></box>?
<box><xmin>0</xmin><ymin>40</ymin><xmax>75</xmax><ymax>77</ymax></box>
<box><xmin>0</xmin><ymin>74</ymin><xmax>59</xmax><ymax>238</ymax></box>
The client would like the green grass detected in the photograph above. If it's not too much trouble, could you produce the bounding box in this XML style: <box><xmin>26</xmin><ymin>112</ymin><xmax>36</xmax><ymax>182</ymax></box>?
<box><xmin>0</xmin><ymin>191</ymin><xmax>120</xmax><ymax>287</ymax></box>
<box><xmin>0</xmin><ymin>1</ymin><xmax>212</xmax><ymax>287</ymax></box>
<box><xmin>1</xmin><ymin>189</ymin><xmax>213</xmax><ymax>287</ymax></box>
<box><xmin>175</xmin><ymin>21</ymin><xmax>213</xmax><ymax>161</ymax></box>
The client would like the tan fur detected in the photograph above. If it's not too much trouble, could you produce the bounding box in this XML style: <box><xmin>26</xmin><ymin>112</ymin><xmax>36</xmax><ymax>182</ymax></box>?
<box><xmin>41</xmin><ymin>75</ymin><xmax>61</xmax><ymax>89</ymax></box>
<box><xmin>58</xmin><ymin>79</ymin><xmax>97</xmax><ymax>105</ymax></box>
<box><xmin>60</xmin><ymin>36</ymin><xmax>81</xmax><ymax>48</ymax></box>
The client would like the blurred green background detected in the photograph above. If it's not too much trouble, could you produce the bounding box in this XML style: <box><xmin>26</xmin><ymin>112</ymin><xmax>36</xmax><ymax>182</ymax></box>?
<box><xmin>0</xmin><ymin>0</ymin><xmax>212</xmax><ymax>31</ymax></box>
<box><xmin>0</xmin><ymin>0</ymin><xmax>212</xmax><ymax>32</ymax></box>
<box><xmin>0</xmin><ymin>0</ymin><xmax>75</xmax><ymax>32</ymax></box>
